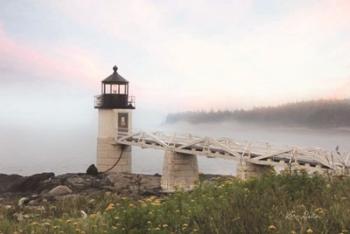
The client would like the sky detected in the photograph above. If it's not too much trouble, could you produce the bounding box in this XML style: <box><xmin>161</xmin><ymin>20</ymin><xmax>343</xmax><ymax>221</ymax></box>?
<box><xmin>0</xmin><ymin>0</ymin><xmax>350</xmax><ymax>127</ymax></box>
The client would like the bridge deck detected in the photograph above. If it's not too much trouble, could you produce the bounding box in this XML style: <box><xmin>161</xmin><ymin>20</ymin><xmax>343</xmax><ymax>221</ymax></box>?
<box><xmin>116</xmin><ymin>130</ymin><xmax>350</xmax><ymax>172</ymax></box>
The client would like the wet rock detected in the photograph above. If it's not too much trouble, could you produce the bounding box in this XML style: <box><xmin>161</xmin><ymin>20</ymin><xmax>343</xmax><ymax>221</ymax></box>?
<box><xmin>8</xmin><ymin>173</ymin><xmax>55</xmax><ymax>193</ymax></box>
<box><xmin>48</xmin><ymin>185</ymin><xmax>72</xmax><ymax>196</ymax></box>
<box><xmin>0</xmin><ymin>174</ymin><xmax>23</xmax><ymax>193</ymax></box>
<box><xmin>86</xmin><ymin>164</ymin><xmax>99</xmax><ymax>176</ymax></box>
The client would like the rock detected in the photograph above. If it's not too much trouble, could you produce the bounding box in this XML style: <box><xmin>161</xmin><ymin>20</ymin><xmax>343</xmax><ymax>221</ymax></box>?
<box><xmin>55</xmin><ymin>194</ymin><xmax>80</xmax><ymax>201</ymax></box>
<box><xmin>48</xmin><ymin>185</ymin><xmax>72</xmax><ymax>196</ymax></box>
<box><xmin>18</xmin><ymin>197</ymin><xmax>30</xmax><ymax>207</ymax></box>
<box><xmin>0</xmin><ymin>174</ymin><xmax>23</xmax><ymax>193</ymax></box>
<box><xmin>7</xmin><ymin>173</ymin><xmax>55</xmax><ymax>193</ymax></box>
<box><xmin>28</xmin><ymin>200</ymin><xmax>39</xmax><ymax>206</ymax></box>
<box><xmin>86</xmin><ymin>164</ymin><xmax>99</xmax><ymax>176</ymax></box>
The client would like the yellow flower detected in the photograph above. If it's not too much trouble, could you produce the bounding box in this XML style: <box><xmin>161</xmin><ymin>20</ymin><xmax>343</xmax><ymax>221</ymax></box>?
<box><xmin>105</xmin><ymin>203</ymin><xmax>115</xmax><ymax>211</ymax></box>
<box><xmin>314</xmin><ymin>207</ymin><xmax>325</xmax><ymax>216</ymax></box>
<box><xmin>306</xmin><ymin>228</ymin><xmax>313</xmax><ymax>233</ymax></box>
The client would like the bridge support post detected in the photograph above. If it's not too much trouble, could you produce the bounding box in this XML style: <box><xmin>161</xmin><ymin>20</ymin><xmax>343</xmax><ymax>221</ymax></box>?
<box><xmin>161</xmin><ymin>151</ymin><xmax>199</xmax><ymax>192</ymax></box>
<box><xmin>96</xmin><ymin>138</ymin><xmax>131</xmax><ymax>173</ymax></box>
<box><xmin>236</xmin><ymin>161</ymin><xmax>272</xmax><ymax>180</ymax></box>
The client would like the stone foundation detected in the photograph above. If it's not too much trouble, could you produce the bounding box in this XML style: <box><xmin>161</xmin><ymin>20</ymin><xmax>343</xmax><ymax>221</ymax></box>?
<box><xmin>161</xmin><ymin>151</ymin><xmax>199</xmax><ymax>192</ymax></box>
<box><xmin>96</xmin><ymin>138</ymin><xmax>131</xmax><ymax>173</ymax></box>
<box><xmin>236</xmin><ymin>161</ymin><xmax>272</xmax><ymax>180</ymax></box>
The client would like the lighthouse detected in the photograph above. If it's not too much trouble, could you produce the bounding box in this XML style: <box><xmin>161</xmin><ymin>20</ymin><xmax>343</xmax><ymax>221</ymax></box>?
<box><xmin>94</xmin><ymin>66</ymin><xmax>135</xmax><ymax>173</ymax></box>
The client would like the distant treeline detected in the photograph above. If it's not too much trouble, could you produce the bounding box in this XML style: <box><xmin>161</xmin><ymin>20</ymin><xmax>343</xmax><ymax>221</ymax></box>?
<box><xmin>166</xmin><ymin>99</ymin><xmax>350</xmax><ymax>128</ymax></box>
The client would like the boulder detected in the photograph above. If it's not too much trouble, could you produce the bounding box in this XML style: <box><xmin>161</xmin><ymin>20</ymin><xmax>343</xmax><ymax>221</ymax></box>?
<box><xmin>7</xmin><ymin>173</ymin><xmax>55</xmax><ymax>193</ymax></box>
<box><xmin>0</xmin><ymin>174</ymin><xmax>23</xmax><ymax>193</ymax></box>
<box><xmin>86</xmin><ymin>164</ymin><xmax>98</xmax><ymax>176</ymax></box>
<box><xmin>48</xmin><ymin>185</ymin><xmax>72</xmax><ymax>196</ymax></box>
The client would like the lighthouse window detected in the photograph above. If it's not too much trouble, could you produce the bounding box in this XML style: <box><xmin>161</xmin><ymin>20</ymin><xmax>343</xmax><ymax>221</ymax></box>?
<box><xmin>120</xmin><ymin>85</ymin><xmax>126</xmax><ymax>94</ymax></box>
<box><xmin>111</xmin><ymin>85</ymin><xmax>118</xmax><ymax>93</ymax></box>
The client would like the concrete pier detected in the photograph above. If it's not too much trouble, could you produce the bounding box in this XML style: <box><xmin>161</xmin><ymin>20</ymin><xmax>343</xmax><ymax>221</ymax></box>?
<box><xmin>161</xmin><ymin>151</ymin><xmax>199</xmax><ymax>192</ymax></box>
<box><xmin>96</xmin><ymin>138</ymin><xmax>131</xmax><ymax>173</ymax></box>
<box><xmin>237</xmin><ymin>161</ymin><xmax>272</xmax><ymax>180</ymax></box>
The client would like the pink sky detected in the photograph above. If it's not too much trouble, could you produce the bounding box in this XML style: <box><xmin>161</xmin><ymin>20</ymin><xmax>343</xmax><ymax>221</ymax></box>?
<box><xmin>0</xmin><ymin>1</ymin><xmax>349</xmax><ymax>111</ymax></box>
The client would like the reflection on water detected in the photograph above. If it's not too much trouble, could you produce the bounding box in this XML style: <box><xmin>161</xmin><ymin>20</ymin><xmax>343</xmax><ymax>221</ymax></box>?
<box><xmin>1</xmin><ymin>121</ymin><xmax>349</xmax><ymax>176</ymax></box>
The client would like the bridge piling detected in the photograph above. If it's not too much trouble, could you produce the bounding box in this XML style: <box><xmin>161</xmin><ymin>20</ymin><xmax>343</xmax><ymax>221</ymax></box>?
<box><xmin>237</xmin><ymin>161</ymin><xmax>273</xmax><ymax>180</ymax></box>
<box><xmin>161</xmin><ymin>151</ymin><xmax>199</xmax><ymax>192</ymax></box>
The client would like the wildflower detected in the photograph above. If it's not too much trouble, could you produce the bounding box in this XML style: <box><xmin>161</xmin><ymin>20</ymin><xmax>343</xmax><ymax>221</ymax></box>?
<box><xmin>162</xmin><ymin>224</ymin><xmax>168</xmax><ymax>228</ymax></box>
<box><xmin>112</xmin><ymin>226</ymin><xmax>117</xmax><ymax>230</ymax></box>
<box><xmin>268</xmin><ymin>225</ymin><xmax>277</xmax><ymax>231</ymax></box>
<box><xmin>306</xmin><ymin>228</ymin><xmax>313</xmax><ymax>233</ymax></box>
<box><xmin>154</xmin><ymin>227</ymin><xmax>160</xmax><ymax>231</ymax></box>
<box><xmin>114</xmin><ymin>216</ymin><xmax>120</xmax><ymax>220</ymax></box>
<box><xmin>105</xmin><ymin>203</ymin><xmax>115</xmax><ymax>211</ymax></box>
<box><xmin>290</xmin><ymin>231</ymin><xmax>297</xmax><ymax>234</ymax></box>
<box><xmin>147</xmin><ymin>221</ymin><xmax>152</xmax><ymax>225</ymax></box>
<box><xmin>314</xmin><ymin>208</ymin><xmax>325</xmax><ymax>216</ymax></box>
<box><xmin>175</xmin><ymin>209</ymin><xmax>180</xmax><ymax>213</ymax></box>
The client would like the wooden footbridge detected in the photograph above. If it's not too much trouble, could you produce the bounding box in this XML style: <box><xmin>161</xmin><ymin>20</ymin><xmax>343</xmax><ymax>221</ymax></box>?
<box><xmin>116</xmin><ymin>130</ymin><xmax>350</xmax><ymax>175</ymax></box>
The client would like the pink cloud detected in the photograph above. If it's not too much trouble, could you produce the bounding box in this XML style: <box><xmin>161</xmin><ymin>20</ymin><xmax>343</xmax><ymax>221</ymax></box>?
<box><xmin>0</xmin><ymin>24</ymin><xmax>103</xmax><ymax>88</ymax></box>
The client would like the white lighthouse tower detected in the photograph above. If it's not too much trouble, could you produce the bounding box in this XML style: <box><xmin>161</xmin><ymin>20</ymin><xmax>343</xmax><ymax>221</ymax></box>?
<box><xmin>94</xmin><ymin>66</ymin><xmax>135</xmax><ymax>173</ymax></box>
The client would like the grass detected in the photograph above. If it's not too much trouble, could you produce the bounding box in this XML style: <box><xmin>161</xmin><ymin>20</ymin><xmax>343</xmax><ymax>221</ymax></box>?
<box><xmin>1</xmin><ymin>172</ymin><xmax>350</xmax><ymax>234</ymax></box>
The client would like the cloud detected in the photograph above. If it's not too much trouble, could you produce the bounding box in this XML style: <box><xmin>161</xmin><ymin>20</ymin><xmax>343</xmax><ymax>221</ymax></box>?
<box><xmin>2</xmin><ymin>0</ymin><xmax>350</xmax><ymax>110</ymax></box>
<box><xmin>0</xmin><ymin>23</ymin><xmax>104</xmax><ymax>88</ymax></box>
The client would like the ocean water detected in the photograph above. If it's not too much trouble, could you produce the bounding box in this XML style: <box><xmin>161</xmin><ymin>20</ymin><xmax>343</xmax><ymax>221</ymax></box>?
<box><xmin>1</xmin><ymin>121</ymin><xmax>349</xmax><ymax>176</ymax></box>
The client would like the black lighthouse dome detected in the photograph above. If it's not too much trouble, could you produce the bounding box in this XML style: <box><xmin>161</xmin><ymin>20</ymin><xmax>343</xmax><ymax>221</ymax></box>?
<box><xmin>94</xmin><ymin>66</ymin><xmax>135</xmax><ymax>109</ymax></box>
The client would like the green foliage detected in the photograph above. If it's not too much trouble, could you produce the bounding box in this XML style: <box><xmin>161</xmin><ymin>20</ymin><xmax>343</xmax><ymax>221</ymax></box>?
<box><xmin>1</xmin><ymin>173</ymin><xmax>350</xmax><ymax>233</ymax></box>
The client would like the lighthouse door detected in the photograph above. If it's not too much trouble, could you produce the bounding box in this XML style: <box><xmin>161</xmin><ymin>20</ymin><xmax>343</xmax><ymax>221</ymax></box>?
<box><xmin>118</xmin><ymin>113</ymin><xmax>129</xmax><ymax>135</ymax></box>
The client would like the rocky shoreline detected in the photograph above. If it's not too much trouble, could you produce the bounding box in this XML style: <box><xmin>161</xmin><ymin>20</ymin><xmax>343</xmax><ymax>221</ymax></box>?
<box><xmin>0</xmin><ymin>172</ymin><xmax>163</xmax><ymax>205</ymax></box>
<box><xmin>0</xmin><ymin>171</ymin><xmax>230</xmax><ymax>206</ymax></box>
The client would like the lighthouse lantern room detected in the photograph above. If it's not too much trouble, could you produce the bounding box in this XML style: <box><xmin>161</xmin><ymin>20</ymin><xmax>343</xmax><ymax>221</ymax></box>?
<box><xmin>94</xmin><ymin>66</ymin><xmax>135</xmax><ymax>173</ymax></box>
